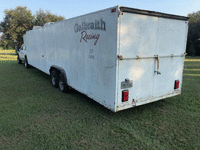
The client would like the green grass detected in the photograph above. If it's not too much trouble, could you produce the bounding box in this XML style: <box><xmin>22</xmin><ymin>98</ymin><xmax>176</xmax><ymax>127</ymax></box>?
<box><xmin>0</xmin><ymin>55</ymin><xmax>199</xmax><ymax>149</ymax></box>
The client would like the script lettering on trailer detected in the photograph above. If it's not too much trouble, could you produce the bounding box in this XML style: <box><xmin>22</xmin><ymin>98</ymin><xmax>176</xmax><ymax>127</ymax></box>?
<box><xmin>74</xmin><ymin>18</ymin><xmax>106</xmax><ymax>45</ymax></box>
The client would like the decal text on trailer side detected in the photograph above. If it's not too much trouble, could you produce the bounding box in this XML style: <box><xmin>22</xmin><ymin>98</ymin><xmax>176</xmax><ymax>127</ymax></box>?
<box><xmin>75</xmin><ymin>18</ymin><xmax>106</xmax><ymax>45</ymax></box>
<box><xmin>74</xmin><ymin>18</ymin><xmax>106</xmax><ymax>32</ymax></box>
<box><xmin>80</xmin><ymin>31</ymin><xmax>100</xmax><ymax>45</ymax></box>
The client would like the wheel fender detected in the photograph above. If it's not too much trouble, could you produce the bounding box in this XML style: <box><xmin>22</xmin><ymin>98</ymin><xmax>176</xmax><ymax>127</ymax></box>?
<box><xmin>49</xmin><ymin>65</ymin><xmax>68</xmax><ymax>84</ymax></box>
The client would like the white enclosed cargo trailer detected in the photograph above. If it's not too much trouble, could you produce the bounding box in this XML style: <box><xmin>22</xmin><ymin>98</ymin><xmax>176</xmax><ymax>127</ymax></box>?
<box><xmin>17</xmin><ymin>6</ymin><xmax>189</xmax><ymax>112</ymax></box>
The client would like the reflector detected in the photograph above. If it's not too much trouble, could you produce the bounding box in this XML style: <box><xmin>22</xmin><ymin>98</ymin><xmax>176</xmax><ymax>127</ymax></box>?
<box><xmin>174</xmin><ymin>80</ymin><xmax>179</xmax><ymax>89</ymax></box>
<box><xmin>111</xmin><ymin>8</ymin><xmax>116</xmax><ymax>12</ymax></box>
<box><xmin>122</xmin><ymin>90</ymin><xmax>129</xmax><ymax>102</ymax></box>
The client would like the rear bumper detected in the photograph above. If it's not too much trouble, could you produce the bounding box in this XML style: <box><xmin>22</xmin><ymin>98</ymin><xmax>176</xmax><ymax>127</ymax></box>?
<box><xmin>116</xmin><ymin>90</ymin><xmax>181</xmax><ymax>112</ymax></box>
<box><xmin>135</xmin><ymin>90</ymin><xmax>181</xmax><ymax>106</ymax></box>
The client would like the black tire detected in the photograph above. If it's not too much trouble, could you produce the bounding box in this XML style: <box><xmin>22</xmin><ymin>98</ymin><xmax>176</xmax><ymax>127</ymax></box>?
<box><xmin>24</xmin><ymin>57</ymin><xmax>29</xmax><ymax>68</ymax></box>
<box><xmin>50</xmin><ymin>70</ymin><xmax>59</xmax><ymax>88</ymax></box>
<box><xmin>17</xmin><ymin>55</ymin><xmax>22</xmax><ymax>64</ymax></box>
<box><xmin>58</xmin><ymin>73</ymin><xmax>70</xmax><ymax>93</ymax></box>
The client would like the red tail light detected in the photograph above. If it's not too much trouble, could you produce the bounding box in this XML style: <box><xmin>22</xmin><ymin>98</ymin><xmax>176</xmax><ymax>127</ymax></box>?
<box><xmin>122</xmin><ymin>90</ymin><xmax>129</xmax><ymax>102</ymax></box>
<box><xmin>174</xmin><ymin>80</ymin><xmax>180</xmax><ymax>89</ymax></box>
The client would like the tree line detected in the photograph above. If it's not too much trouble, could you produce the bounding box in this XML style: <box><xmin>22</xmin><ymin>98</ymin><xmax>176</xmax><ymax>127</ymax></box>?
<box><xmin>0</xmin><ymin>6</ymin><xmax>200</xmax><ymax>56</ymax></box>
<box><xmin>186</xmin><ymin>11</ymin><xmax>200</xmax><ymax>56</ymax></box>
<box><xmin>0</xmin><ymin>6</ymin><xmax>65</xmax><ymax>49</ymax></box>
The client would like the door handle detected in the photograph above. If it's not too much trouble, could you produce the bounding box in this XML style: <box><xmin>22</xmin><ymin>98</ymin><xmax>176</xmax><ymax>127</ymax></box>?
<box><xmin>154</xmin><ymin>55</ymin><xmax>161</xmax><ymax>75</ymax></box>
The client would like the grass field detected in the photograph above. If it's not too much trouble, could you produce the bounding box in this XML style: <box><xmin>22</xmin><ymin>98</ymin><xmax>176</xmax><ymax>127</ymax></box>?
<box><xmin>0</xmin><ymin>50</ymin><xmax>200</xmax><ymax>149</ymax></box>
<box><xmin>0</xmin><ymin>48</ymin><xmax>17</xmax><ymax>61</ymax></box>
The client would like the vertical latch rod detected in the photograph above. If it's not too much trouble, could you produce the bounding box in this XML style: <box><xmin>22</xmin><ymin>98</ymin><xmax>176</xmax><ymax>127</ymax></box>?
<box><xmin>154</xmin><ymin>55</ymin><xmax>161</xmax><ymax>75</ymax></box>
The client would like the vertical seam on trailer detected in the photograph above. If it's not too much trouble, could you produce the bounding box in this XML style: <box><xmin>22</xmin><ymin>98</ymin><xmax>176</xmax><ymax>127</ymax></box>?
<box><xmin>116</xmin><ymin>7</ymin><xmax>121</xmax><ymax>111</ymax></box>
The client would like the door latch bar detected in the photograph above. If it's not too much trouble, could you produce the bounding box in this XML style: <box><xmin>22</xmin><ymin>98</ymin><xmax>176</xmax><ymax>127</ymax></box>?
<box><xmin>154</xmin><ymin>55</ymin><xmax>161</xmax><ymax>75</ymax></box>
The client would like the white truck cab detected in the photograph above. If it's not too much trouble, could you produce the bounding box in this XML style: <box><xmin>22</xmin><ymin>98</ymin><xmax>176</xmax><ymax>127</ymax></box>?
<box><xmin>17</xmin><ymin>44</ymin><xmax>29</xmax><ymax>68</ymax></box>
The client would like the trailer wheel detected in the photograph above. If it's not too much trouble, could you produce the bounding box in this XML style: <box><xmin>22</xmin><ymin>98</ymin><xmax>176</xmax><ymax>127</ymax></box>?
<box><xmin>17</xmin><ymin>55</ymin><xmax>22</xmax><ymax>64</ymax></box>
<box><xmin>24</xmin><ymin>57</ymin><xmax>29</xmax><ymax>68</ymax></box>
<box><xmin>58</xmin><ymin>73</ymin><xmax>69</xmax><ymax>93</ymax></box>
<box><xmin>50</xmin><ymin>70</ymin><xmax>59</xmax><ymax>88</ymax></box>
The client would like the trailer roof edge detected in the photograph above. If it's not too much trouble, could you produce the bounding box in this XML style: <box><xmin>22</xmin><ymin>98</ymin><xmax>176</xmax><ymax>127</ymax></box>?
<box><xmin>120</xmin><ymin>6</ymin><xmax>189</xmax><ymax>21</ymax></box>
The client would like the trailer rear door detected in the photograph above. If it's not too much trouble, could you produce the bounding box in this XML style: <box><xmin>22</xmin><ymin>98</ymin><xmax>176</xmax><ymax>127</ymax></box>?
<box><xmin>117</xmin><ymin>10</ymin><xmax>188</xmax><ymax>111</ymax></box>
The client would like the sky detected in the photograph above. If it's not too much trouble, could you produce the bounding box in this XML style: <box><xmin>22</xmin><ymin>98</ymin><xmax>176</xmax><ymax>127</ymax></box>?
<box><xmin>0</xmin><ymin>0</ymin><xmax>200</xmax><ymax>22</ymax></box>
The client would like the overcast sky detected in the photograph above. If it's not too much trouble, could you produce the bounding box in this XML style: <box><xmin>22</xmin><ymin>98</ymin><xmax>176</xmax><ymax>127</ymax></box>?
<box><xmin>0</xmin><ymin>0</ymin><xmax>199</xmax><ymax>21</ymax></box>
